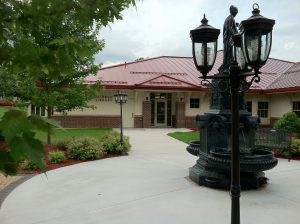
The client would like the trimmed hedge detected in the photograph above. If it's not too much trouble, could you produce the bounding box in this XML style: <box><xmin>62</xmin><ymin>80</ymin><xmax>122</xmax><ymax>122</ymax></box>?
<box><xmin>48</xmin><ymin>150</ymin><xmax>66</xmax><ymax>164</ymax></box>
<box><xmin>100</xmin><ymin>131</ymin><xmax>131</xmax><ymax>154</ymax></box>
<box><xmin>67</xmin><ymin>137</ymin><xmax>106</xmax><ymax>160</ymax></box>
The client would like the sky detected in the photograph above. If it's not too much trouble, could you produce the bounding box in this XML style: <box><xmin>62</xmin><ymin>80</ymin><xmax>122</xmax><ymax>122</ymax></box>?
<box><xmin>95</xmin><ymin>0</ymin><xmax>300</xmax><ymax>66</ymax></box>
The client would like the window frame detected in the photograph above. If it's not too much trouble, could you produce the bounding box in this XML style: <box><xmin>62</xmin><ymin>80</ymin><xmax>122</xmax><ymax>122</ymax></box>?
<box><xmin>190</xmin><ymin>98</ymin><xmax>200</xmax><ymax>109</ymax></box>
<box><xmin>257</xmin><ymin>101</ymin><xmax>269</xmax><ymax>118</ymax></box>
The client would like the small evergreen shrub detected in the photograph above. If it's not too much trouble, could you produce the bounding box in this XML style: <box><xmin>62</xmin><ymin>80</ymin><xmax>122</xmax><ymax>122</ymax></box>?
<box><xmin>24</xmin><ymin>161</ymin><xmax>43</xmax><ymax>170</ymax></box>
<box><xmin>274</xmin><ymin>112</ymin><xmax>300</xmax><ymax>134</ymax></box>
<box><xmin>67</xmin><ymin>137</ymin><xmax>105</xmax><ymax>160</ymax></box>
<box><xmin>100</xmin><ymin>131</ymin><xmax>131</xmax><ymax>154</ymax></box>
<box><xmin>291</xmin><ymin>138</ymin><xmax>300</xmax><ymax>156</ymax></box>
<box><xmin>48</xmin><ymin>151</ymin><xmax>66</xmax><ymax>164</ymax></box>
<box><xmin>56</xmin><ymin>140</ymin><xmax>70</xmax><ymax>151</ymax></box>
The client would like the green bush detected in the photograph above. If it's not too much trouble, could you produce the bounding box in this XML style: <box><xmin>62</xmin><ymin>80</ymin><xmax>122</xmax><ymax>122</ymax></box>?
<box><xmin>56</xmin><ymin>140</ymin><xmax>70</xmax><ymax>151</ymax></box>
<box><xmin>274</xmin><ymin>112</ymin><xmax>300</xmax><ymax>134</ymax></box>
<box><xmin>24</xmin><ymin>160</ymin><xmax>43</xmax><ymax>170</ymax></box>
<box><xmin>67</xmin><ymin>137</ymin><xmax>105</xmax><ymax>160</ymax></box>
<box><xmin>291</xmin><ymin>138</ymin><xmax>300</xmax><ymax>156</ymax></box>
<box><xmin>100</xmin><ymin>131</ymin><xmax>131</xmax><ymax>154</ymax></box>
<box><xmin>48</xmin><ymin>151</ymin><xmax>66</xmax><ymax>164</ymax></box>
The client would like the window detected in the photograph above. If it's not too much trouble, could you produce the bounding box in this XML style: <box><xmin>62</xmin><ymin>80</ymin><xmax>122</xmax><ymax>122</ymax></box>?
<box><xmin>246</xmin><ymin>101</ymin><xmax>252</xmax><ymax>113</ymax></box>
<box><xmin>190</xmin><ymin>98</ymin><xmax>200</xmax><ymax>108</ymax></box>
<box><xmin>31</xmin><ymin>105</ymin><xmax>46</xmax><ymax>117</ymax></box>
<box><xmin>257</xmin><ymin>102</ymin><xmax>268</xmax><ymax>118</ymax></box>
<box><xmin>293</xmin><ymin>101</ymin><xmax>300</xmax><ymax>117</ymax></box>
<box><xmin>95</xmin><ymin>95</ymin><xmax>113</xmax><ymax>102</ymax></box>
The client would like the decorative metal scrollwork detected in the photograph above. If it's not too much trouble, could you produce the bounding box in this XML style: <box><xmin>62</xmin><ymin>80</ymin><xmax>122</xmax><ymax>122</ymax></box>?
<box><xmin>200</xmin><ymin>77</ymin><xmax>230</xmax><ymax>93</ymax></box>
<box><xmin>239</xmin><ymin>74</ymin><xmax>260</xmax><ymax>92</ymax></box>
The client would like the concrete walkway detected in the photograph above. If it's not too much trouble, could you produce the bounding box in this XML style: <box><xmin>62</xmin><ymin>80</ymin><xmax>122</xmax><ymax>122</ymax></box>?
<box><xmin>0</xmin><ymin>128</ymin><xmax>300</xmax><ymax>224</ymax></box>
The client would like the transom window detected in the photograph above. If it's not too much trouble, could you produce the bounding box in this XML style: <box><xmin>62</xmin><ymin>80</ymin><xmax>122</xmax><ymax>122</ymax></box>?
<box><xmin>190</xmin><ymin>98</ymin><xmax>200</xmax><ymax>108</ymax></box>
<box><xmin>257</xmin><ymin>102</ymin><xmax>268</xmax><ymax>118</ymax></box>
<box><xmin>95</xmin><ymin>95</ymin><xmax>113</xmax><ymax>102</ymax></box>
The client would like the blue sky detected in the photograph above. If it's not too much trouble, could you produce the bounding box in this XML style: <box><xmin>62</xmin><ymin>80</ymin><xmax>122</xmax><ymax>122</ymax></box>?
<box><xmin>95</xmin><ymin>0</ymin><xmax>300</xmax><ymax>66</ymax></box>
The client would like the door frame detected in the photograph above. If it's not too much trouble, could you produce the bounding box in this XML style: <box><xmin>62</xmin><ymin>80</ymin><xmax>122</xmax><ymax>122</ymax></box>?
<box><xmin>154</xmin><ymin>99</ymin><xmax>167</xmax><ymax>126</ymax></box>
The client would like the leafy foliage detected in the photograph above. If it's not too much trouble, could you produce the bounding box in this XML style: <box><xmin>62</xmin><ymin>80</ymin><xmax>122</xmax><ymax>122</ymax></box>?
<box><xmin>55</xmin><ymin>140</ymin><xmax>70</xmax><ymax>151</ymax></box>
<box><xmin>48</xmin><ymin>151</ymin><xmax>66</xmax><ymax>164</ymax></box>
<box><xmin>0</xmin><ymin>0</ymin><xmax>136</xmax><ymax>174</ymax></box>
<box><xmin>0</xmin><ymin>109</ymin><xmax>47</xmax><ymax>175</ymax></box>
<box><xmin>291</xmin><ymin>138</ymin><xmax>300</xmax><ymax>156</ymax></box>
<box><xmin>67</xmin><ymin>137</ymin><xmax>106</xmax><ymax>160</ymax></box>
<box><xmin>274</xmin><ymin>112</ymin><xmax>300</xmax><ymax>134</ymax></box>
<box><xmin>101</xmin><ymin>131</ymin><xmax>131</xmax><ymax>154</ymax></box>
<box><xmin>0</xmin><ymin>0</ymin><xmax>136</xmax><ymax>144</ymax></box>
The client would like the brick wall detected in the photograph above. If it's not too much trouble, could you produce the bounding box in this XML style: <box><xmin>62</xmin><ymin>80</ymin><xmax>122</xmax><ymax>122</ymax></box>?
<box><xmin>142</xmin><ymin>101</ymin><xmax>151</xmax><ymax>128</ymax></box>
<box><xmin>185</xmin><ymin>116</ymin><xmax>197</xmax><ymax>129</ymax></box>
<box><xmin>53</xmin><ymin>115</ymin><xmax>120</xmax><ymax>128</ymax></box>
<box><xmin>134</xmin><ymin>115</ymin><xmax>143</xmax><ymax>128</ymax></box>
<box><xmin>175</xmin><ymin>102</ymin><xmax>185</xmax><ymax>128</ymax></box>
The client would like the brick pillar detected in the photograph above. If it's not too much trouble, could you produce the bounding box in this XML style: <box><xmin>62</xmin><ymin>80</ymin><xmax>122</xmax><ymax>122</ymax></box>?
<box><xmin>175</xmin><ymin>102</ymin><xmax>185</xmax><ymax>128</ymax></box>
<box><xmin>142</xmin><ymin>101</ymin><xmax>151</xmax><ymax>128</ymax></box>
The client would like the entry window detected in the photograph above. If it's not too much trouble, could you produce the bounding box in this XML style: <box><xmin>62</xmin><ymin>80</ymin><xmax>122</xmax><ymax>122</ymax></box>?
<box><xmin>257</xmin><ymin>102</ymin><xmax>268</xmax><ymax>118</ymax></box>
<box><xmin>190</xmin><ymin>98</ymin><xmax>200</xmax><ymax>108</ymax></box>
<box><xmin>246</xmin><ymin>101</ymin><xmax>252</xmax><ymax>113</ymax></box>
<box><xmin>31</xmin><ymin>105</ymin><xmax>46</xmax><ymax>116</ymax></box>
<box><xmin>292</xmin><ymin>101</ymin><xmax>300</xmax><ymax>117</ymax></box>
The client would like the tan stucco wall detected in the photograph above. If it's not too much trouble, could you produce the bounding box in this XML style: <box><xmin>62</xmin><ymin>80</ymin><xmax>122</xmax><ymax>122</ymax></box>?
<box><xmin>58</xmin><ymin>88</ymin><xmax>300</xmax><ymax>128</ymax></box>
<box><xmin>245</xmin><ymin>92</ymin><xmax>300</xmax><ymax>125</ymax></box>
<box><xmin>63</xmin><ymin>89</ymin><xmax>135</xmax><ymax>128</ymax></box>
<box><xmin>185</xmin><ymin>91</ymin><xmax>210</xmax><ymax>116</ymax></box>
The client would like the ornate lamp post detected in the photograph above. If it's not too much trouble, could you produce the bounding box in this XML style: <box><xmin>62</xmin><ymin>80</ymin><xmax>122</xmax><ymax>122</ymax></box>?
<box><xmin>114</xmin><ymin>91</ymin><xmax>128</xmax><ymax>154</ymax></box>
<box><xmin>190</xmin><ymin>3</ymin><xmax>274</xmax><ymax>224</ymax></box>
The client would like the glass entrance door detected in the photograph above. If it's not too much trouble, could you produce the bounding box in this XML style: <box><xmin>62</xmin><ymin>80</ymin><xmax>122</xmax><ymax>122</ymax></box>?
<box><xmin>155</xmin><ymin>100</ymin><xmax>167</xmax><ymax>126</ymax></box>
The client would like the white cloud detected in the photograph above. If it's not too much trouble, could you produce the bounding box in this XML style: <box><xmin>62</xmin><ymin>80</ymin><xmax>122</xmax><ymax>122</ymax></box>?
<box><xmin>96</xmin><ymin>0</ymin><xmax>300</xmax><ymax>65</ymax></box>
<box><xmin>284</xmin><ymin>42</ymin><xmax>296</xmax><ymax>50</ymax></box>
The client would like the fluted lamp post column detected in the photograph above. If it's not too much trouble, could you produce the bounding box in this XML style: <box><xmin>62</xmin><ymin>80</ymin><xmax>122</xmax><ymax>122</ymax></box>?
<box><xmin>190</xmin><ymin>3</ymin><xmax>274</xmax><ymax>224</ymax></box>
<box><xmin>114</xmin><ymin>91</ymin><xmax>128</xmax><ymax>155</ymax></box>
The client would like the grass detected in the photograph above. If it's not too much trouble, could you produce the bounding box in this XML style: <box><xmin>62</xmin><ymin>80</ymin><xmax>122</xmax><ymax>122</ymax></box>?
<box><xmin>0</xmin><ymin>106</ymin><xmax>9</xmax><ymax>118</ymax></box>
<box><xmin>1</xmin><ymin>106</ymin><xmax>112</xmax><ymax>143</ymax></box>
<box><xmin>35</xmin><ymin>128</ymin><xmax>112</xmax><ymax>143</ymax></box>
<box><xmin>167</xmin><ymin>131</ymin><xmax>199</xmax><ymax>144</ymax></box>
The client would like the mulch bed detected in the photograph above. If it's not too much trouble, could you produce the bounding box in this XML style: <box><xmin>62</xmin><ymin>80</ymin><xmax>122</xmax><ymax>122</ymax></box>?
<box><xmin>275</xmin><ymin>155</ymin><xmax>300</xmax><ymax>161</ymax></box>
<box><xmin>18</xmin><ymin>144</ymin><xmax>122</xmax><ymax>174</ymax></box>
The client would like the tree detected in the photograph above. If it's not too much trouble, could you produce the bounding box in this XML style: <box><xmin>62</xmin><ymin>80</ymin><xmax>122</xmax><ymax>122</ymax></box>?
<box><xmin>274</xmin><ymin>112</ymin><xmax>300</xmax><ymax>134</ymax></box>
<box><xmin>1</xmin><ymin>0</ymin><xmax>137</xmax><ymax>144</ymax></box>
<box><xmin>0</xmin><ymin>0</ymin><xmax>137</xmax><ymax>174</ymax></box>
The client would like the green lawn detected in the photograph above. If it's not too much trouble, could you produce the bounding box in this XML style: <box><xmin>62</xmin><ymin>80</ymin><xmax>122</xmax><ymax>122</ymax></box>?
<box><xmin>0</xmin><ymin>106</ymin><xmax>9</xmax><ymax>118</ymax></box>
<box><xmin>1</xmin><ymin>107</ymin><xmax>112</xmax><ymax>143</ymax></box>
<box><xmin>35</xmin><ymin>128</ymin><xmax>112</xmax><ymax>143</ymax></box>
<box><xmin>167</xmin><ymin>131</ymin><xmax>199</xmax><ymax>144</ymax></box>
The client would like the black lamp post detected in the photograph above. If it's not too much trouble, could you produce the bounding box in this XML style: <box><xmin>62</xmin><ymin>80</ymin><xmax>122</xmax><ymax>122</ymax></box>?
<box><xmin>114</xmin><ymin>91</ymin><xmax>128</xmax><ymax>154</ymax></box>
<box><xmin>190</xmin><ymin>3</ymin><xmax>274</xmax><ymax>224</ymax></box>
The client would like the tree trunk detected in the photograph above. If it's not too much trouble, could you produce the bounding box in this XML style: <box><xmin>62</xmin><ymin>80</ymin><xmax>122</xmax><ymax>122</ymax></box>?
<box><xmin>47</xmin><ymin>105</ymin><xmax>52</xmax><ymax>144</ymax></box>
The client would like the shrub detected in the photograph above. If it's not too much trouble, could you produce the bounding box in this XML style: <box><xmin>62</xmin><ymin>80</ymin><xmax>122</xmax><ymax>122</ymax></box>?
<box><xmin>100</xmin><ymin>131</ymin><xmax>131</xmax><ymax>154</ymax></box>
<box><xmin>56</xmin><ymin>140</ymin><xmax>70</xmax><ymax>151</ymax></box>
<box><xmin>48</xmin><ymin>150</ymin><xmax>66</xmax><ymax>164</ymax></box>
<box><xmin>291</xmin><ymin>138</ymin><xmax>300</xmax><ymax>156</ymax></box>
<box><xmin>274</xmin><ymin>112</ymin><xmax>300</xmax><ymax>134</ymax></box>
<box><xmin>67</xmin><ymin>137</ymin><xmax>105</xmax><ymax>160</ymax></box>
<box><xmin>24</xmin><ymin>160</ymin><xmax>43</xmax><ymax>170</ymax></box>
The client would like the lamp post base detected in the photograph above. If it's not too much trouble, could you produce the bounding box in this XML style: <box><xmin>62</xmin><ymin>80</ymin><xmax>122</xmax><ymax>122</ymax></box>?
<box><xmin>189</xmin><ymin>160</ymin><xmax>268</xmax><ymax>190</ymax></box>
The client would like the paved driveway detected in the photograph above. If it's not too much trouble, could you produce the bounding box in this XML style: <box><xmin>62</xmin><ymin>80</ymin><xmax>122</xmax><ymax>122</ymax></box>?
<box><xmin>0</xmin><ymin>128</ymin><xmax>300</xmax><ymax>224</ymax></box>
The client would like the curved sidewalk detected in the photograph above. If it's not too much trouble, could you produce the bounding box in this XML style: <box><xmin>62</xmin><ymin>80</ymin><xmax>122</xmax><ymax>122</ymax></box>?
<box><xmin>0</xmin><ymin>128</ymin><xmax>300</xmax><ymax>224</ymax></box>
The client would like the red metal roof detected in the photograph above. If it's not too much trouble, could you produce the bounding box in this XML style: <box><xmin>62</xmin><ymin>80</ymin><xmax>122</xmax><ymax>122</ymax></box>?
<box><xmin>86</xmin><ymin>51</ymin><xmax>298</xmax><ymax>93</ymax></box>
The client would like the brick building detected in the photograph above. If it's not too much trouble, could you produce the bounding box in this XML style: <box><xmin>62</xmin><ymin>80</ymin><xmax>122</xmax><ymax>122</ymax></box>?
<box><xmin>51</xmin><ymin>51</ymin><xmax>300</xmax><ymax>128</ymax></box>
